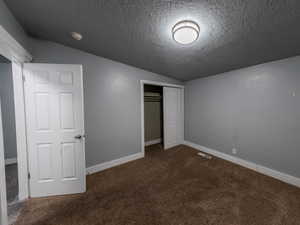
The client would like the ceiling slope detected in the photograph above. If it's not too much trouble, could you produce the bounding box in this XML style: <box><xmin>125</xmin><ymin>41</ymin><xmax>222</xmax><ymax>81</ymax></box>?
<box><xmin>5</xmin><ymin>0</ymin><xmax>300</xmax><ymax>81</ymax></box>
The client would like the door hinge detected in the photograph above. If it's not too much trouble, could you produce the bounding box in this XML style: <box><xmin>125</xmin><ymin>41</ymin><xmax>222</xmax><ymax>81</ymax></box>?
<box><xmin>28</xmin><ymin>173</ymin><xmax>31</xmax><ymax>179</ymax></box>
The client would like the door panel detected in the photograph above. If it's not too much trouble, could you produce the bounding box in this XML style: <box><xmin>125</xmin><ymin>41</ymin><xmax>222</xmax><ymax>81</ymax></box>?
<box><xmin>35</xmin><ymin>93</ymin><xmax>50</xmax><ymax>130</ymax></box>
<box><xmin>61</xmin><ymin>142</ymin><xmax>76</xmax><ymax>179</ymax></box>
<box><xmin>24</xmin><ymin>64</ymin><xmax>86</xmax><ymax>198</ymax></box>
<box><xmin>37</xmin><ymin>143</ymin><xmax>53</xmax><ymax>181</ymax></box>
<box><xmin>60</xmin><ymin>93</ymin><xmax>75</xmax><ymax>129</ymax></box>
<box><xmin>163</xmin><ymin>87</ymin><xmax>183</xmax><ymax>149</ymax></box>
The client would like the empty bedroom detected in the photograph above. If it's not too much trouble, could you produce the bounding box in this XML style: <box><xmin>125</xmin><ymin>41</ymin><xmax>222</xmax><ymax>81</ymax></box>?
<box><xmin>0</xmin><ymin>0</ymin><xmax>300</xmax><ymax>225</ymax></box>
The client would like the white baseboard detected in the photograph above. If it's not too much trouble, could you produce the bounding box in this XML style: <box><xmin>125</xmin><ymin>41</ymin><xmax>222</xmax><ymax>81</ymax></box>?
<box><xmin>184</xmin><ymin>140</ymin><xmax>300</xmax><ymax>188</ymax></box>
<box><xmin>5</xmin><ymin>158</ymin><xmax>17</xmax><ymax>165</ymax></box>
<box><xmin>145</xmin><ymin>138</ymin><xmax>162</xmax><ymax>147</ymax></box>
<box><xmin>86</xmin><ymin>152</ymin><xmax>144</xmax><ymax>175</ymax></box>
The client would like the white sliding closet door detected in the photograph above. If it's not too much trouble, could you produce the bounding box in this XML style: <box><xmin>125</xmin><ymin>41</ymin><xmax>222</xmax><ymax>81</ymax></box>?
<box><xmin>163</xmin><ymin>87</ymin><xmax>183</xmax><ymax>149</ymax></box>
<box><xmin>24</xmin><ymin>64</ymin><xmax>86</xmax><ymax>198</ymax></box>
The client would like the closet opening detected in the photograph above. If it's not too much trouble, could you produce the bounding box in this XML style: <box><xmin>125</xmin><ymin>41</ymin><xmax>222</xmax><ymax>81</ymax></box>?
<box><xmin>141</xmin><ymin>80</ymin><xmax>184</xmax><ymax>157</ymax></box>
<box><xmin>144</xmin><ymin>84</ymin><xmax>164</xmax><ymax>154</ymax></box>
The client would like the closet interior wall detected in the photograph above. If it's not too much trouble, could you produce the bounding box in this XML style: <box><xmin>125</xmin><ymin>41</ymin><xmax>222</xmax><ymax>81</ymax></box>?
<box><xmin>144</xmin><ymin>85</ymin><xmax>163</xmax><ymax>146</ymax></box>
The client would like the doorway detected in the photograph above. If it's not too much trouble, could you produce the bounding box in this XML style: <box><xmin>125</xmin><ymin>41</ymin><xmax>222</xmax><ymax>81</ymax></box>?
<box><xmin>141</xmin><ymin>80</ymin><xmax>184</xmax><ymax>156</ymax></box>
<box><xmin>0</xmin><ymin>55</ymin><xmax>23</xmax><ymax>224</ymax></box>
<box><xmin>0</xmin><ymin>61</ymin><xmax>87</xmax><ymax>225</ymax></box>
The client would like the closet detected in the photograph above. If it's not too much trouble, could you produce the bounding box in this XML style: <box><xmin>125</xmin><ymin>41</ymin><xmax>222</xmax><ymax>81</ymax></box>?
<box><xmin>144</xmin><ymin>85</ymin><xmax>163</xmax><ymax>147</ymax></box>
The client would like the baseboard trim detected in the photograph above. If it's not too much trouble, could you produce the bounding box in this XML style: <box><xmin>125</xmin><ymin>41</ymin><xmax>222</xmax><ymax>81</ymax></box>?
<box><xmin>5</xmin><ymin>157</ymin><xmax>17</xmax><ymax>165</ymax></box>
<box><xmin>184</xmin><ymin>140</ymin><xmax>300</xmax><ymax>188</ymax></box>
<box><xmin>86</xmin><ymin>152</ymin><xmax>144</xmax><ymax>175</ymax></box>
<box><xmin>145</xmin><ymin>138</ymin><xmax>162</xmax><ymax>147</ymax></box>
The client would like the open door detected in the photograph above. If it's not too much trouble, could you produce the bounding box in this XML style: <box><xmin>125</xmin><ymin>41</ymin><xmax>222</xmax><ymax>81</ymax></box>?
<box><xmin>163</xmin><ymin>87</ymin><xmax>183</xmax><ymax>149</ymax></box>
<box><xmin>24</xmin><ymin>64</ymin><xmax>86</xmax><ymax>198</ymax></box>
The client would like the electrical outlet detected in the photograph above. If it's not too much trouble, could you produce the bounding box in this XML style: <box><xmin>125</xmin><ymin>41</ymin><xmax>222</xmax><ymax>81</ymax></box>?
<box><xmin>232</xmin><ymin>148</ymin><xmax>237</xmax><ymax>155</ymax></box>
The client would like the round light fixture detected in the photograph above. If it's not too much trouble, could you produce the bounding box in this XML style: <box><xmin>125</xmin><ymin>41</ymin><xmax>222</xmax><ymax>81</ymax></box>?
<box><xmin>172</xmin><ymin>20</ymin><xmax>200</xmax><ymax>45</ymax></box>
<box><xmin>71</xmin><ymin>32</ymin><xmax>83</xmax><ymax>41</ymax></box>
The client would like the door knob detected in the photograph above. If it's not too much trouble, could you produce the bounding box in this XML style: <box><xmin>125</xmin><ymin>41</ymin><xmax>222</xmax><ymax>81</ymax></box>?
<box><xmin>74</xmin><ymin>134</ymin><xmax>86</xmax><ymax>139</ymax></box>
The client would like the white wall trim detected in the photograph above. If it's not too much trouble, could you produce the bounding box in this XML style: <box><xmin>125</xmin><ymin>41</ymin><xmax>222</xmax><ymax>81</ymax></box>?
<box><xmin>0</xmin><ymin>26</ymin><xmax>32</xmax><ymax>225</ymax></box>
<box><xmin>4</xmin><ymin>158</ymin><xmax>17</xmax><ymax>165</ymax></box>
<box><xmin>184</xmin><ymin>140</ymin><xmax>300</xmax><ymax>188</ymax></box>
<box><xmin>0</xmin><ymin>25</ymin><xmax>32</xmax><ymax>63</ymax></box>
<box><xmin>141</xmin><ymin>81</ymin><xmax>145</xmax><ymax>155</ymax></box>
<box><xmin>12</xmin><ymin>62</ymin><xmax>29</xmax><ymax>201</ymax></box>
<box><xmin>141</xmin><ymin>80</ymin><xmax>184</xmax><ymax>89</ymax></box>
<box><xmin>145</xmin><ymin>138</ymin><xmax>162</xmax><ymax>147</ymax></box>
<box><xmin>86</xmin><ymin>152</ymin><xmax>144</xmax><ymax>175</ymax></box>
<box><xmin>0</xmin><ymin>100</ymin><xmax>8</xmax><ymax>225</ymax></box>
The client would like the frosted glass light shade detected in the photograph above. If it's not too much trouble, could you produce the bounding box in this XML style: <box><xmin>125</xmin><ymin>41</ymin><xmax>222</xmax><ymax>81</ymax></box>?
<box><xmin>172</xmin><ymin>21</ymin><xmax>200</xmax><ymax>45</ymax></box>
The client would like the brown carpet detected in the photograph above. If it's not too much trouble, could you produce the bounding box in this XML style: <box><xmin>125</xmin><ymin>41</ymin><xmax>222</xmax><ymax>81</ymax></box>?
<box><xmin>15</xmin><ymin>145</ymin><xmax>300</xmax><ymax>225</ymax></box>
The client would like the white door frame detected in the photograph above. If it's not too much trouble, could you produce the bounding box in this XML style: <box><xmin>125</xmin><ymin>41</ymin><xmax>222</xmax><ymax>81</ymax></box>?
<box><xmin>0</xmin><ymin>99</ymin><xmax>8</xmax><ymax>225</ymax></box>
<box><xmin>0</xmin><ymin>25</ymin><xmax>32</xmax><ymax>225</ymax></box>
<box><xmin>140</xmin><ymin>80</ymin><xmax>184</xmax><ymax>155</ymax></box>
<box><xmin>12</xmin><ymin>61</ymin><xmax>30</xmax><ymax>200</ymax></box>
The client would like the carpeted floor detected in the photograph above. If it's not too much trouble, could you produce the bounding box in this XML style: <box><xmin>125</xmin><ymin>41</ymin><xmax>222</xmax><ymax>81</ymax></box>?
<box><xmin>5</xmin><ymin>164</ymin><xmax>18</xmax><ymax>204</ymax></box>
<box><xmin>6</xmin><ymin>163</ymin><xmax>24</xmax><ymax>225</ymax></box>
<box><xmin>15</xmin><ymin>145</ymin><xmax>300</xmax><ymax>225</ymax></box>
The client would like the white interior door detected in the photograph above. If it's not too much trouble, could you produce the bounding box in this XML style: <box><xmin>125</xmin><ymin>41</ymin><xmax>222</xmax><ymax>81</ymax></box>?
<box><xmin>24</xmin><ymin>64</ymin><xmax>86</xmax><ymax>198</ymax></box>
<box><xmin>163</xmin><ymin>87</ymin><xmax>183</xmax><ymax>149</ymax></box>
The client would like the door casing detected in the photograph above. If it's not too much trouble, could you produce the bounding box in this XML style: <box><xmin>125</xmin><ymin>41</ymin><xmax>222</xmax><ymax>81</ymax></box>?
<box><xmin>0</xmin><ymin>25</ymin><xmax>32</xmax><ymax>225</ymax></box>
<box><xmin>0</xmin><ymin>99</ymin><xmax>8</xmax><ymax>225</ymax></box>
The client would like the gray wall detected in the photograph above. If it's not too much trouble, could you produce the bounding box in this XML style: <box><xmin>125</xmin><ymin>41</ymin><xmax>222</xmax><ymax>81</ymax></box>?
<box><xmin>0</xmin><ymin>63</ymin><xmax>17</xmax><ymax>160</ymax></box>
<box><xmin>185</xmin><ymin>56</ymin><xmax>300</xmax><ymax>178</ymax></box>
<box><xmin>30</xmin><ymin>39</ymin><xmax>182</xmax><ymax>167</ymax></box>
<box><xmin>0</xmin><ymin>0</ymin><xmax>30</xmax><ymax>51</ymax></box>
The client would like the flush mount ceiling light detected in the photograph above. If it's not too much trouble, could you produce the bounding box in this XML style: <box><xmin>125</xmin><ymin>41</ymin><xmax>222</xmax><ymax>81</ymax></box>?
<box><xmin>172</xmin><ymin>20</ymin><xmax>200</xmax><ymax>45</ymax></box>
<box><xmin>71</xmin><ymin>32</ymin><xmax>83</xmax><ymax>41</ymax></box>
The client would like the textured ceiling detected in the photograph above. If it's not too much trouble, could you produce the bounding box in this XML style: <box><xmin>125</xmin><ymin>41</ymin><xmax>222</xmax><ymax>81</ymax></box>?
<box><xmin>5</xmin><ymin>0</ymin><xmax>300</xmax><ymax>81</ymax></box>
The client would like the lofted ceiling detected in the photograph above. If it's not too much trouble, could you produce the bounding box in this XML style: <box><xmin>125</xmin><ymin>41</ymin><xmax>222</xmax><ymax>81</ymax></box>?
<box><xmin>5</xmin><ymin>0</ymin><xmax>300</xmax><ymax>81</ymax></box>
